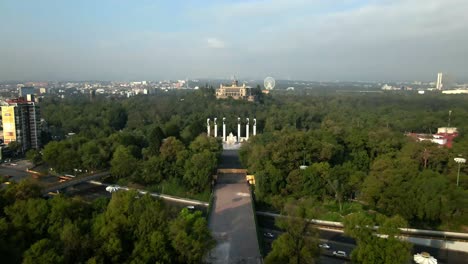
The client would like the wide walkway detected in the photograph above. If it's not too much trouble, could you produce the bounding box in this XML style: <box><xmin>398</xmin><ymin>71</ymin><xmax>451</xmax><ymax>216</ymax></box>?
<box><xmin>208</xmin><ymin>150</ymin><xmax>262</xmax><ymax>264</ymax></box>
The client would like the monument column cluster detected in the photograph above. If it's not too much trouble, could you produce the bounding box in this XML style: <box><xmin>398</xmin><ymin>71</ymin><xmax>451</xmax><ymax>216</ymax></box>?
<box><xmin>207</xmin><ymin>117</ymin><xmax>257</xmax><ymax>143</ymax></box>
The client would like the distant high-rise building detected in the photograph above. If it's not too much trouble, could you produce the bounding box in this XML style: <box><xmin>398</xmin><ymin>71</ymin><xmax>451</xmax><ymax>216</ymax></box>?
<box><xmin>436</xmin><ymin>72</ymin><xmax>456</xmax><ymax>90</ymax></box>
<box><xmin>1</xmin><ymin>98</ymin><xmax>41</xmax><ymax>152</ymax></box>
<box><xmin>19</xmin><ymin>86</ymin><xmax>36</xmax><ymax>97</ymax></box>
<box><xmin>436</xmin><ymin>73</ymin><xmax>443</xmax><ymax>90</ymax></box>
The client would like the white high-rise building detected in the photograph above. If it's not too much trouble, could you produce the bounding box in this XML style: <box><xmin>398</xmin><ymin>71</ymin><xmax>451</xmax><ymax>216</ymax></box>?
<box><xmin>436</xmin><ymin>72</ymin><xmax>443</xmax><ymax>90</ymax></box>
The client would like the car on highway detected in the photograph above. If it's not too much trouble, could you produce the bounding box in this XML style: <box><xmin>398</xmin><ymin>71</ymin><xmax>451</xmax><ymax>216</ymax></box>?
<box><xmin>318</xmin><ymin>243</ymin><xmax>330</xmax><ymax>249</ymax></box>
<box><xmin>263</xmin><ymin>232</ymin><xmax>275</xmax><ymax>238</ymax></box>
<box><xmin>332</xmin><ymin>250</ymin><xmax>347</xmax><ymax>258</ymax></box>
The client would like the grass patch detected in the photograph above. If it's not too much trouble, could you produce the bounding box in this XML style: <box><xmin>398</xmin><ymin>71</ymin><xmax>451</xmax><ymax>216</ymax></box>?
<box><xmin>256</xmin><ymin>196</ymin><xmax>366</xmax><ymax>222</ymax></box>
<box><xmin>147</xmin><ymin>178</ymin><xmax>211</xmax><ymax>202</ymax></box>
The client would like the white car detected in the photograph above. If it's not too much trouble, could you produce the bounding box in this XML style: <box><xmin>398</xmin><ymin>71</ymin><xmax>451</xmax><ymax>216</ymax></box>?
<box><xmin>263</xmin><ymin>232</ymin><xmax>275</xmax><ymax>238</ymax></box>
<box><xmin>105</xmin><ymin>185</ymin><xmax>121</xmax><ymax>193</ymax></box>
<box><xmin>319</xmin><ymin>243</ymin><xmax>330</xmax><ymax>249</ymax></box>
<box><xmin>332</xmin><ymin>251</ymin><xmax>347</xmax><ymax>257</ymax></box>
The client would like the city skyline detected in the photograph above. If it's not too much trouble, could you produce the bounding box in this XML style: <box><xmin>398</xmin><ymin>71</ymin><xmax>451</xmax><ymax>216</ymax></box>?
<box><xmin>1</xmin><ymin>0</ymin><xmax>468</xmax><ymax>82</ymax></box>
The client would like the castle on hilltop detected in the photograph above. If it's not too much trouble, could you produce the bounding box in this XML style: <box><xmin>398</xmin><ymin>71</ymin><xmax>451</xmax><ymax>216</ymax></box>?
<box><xmin>215</xmin><ymin>79</ymin><xmax>255</xmax><ymax>102</ymax></box>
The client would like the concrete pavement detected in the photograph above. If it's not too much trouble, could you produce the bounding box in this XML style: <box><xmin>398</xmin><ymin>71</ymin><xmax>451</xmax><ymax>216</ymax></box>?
<box><xmin>208</xmin><ymin>149</ymin><xmax>262</xmax><ymax>264</ymax></box>
<box><xmin>208</xmin><ymin>180</ymin><xmax>262</xmax><ymax>263</ymax></box>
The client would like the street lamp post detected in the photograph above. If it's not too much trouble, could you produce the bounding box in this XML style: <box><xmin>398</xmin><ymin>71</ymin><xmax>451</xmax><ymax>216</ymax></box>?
<box><xmin>454</xmin><ymin>157</ymin><xmax>466</xmax><ymax>187</ymax></box>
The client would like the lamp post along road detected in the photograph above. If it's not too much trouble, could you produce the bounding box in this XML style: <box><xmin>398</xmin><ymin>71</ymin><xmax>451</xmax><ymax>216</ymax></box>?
<box><xmin>454</xmin><ymin>157</ymin><xmax>466</xmax><ymax>187</ymax></box>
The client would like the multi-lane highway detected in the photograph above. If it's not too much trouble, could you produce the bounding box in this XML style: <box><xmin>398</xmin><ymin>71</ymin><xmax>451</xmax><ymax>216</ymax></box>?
<box><xmin>258</xmin><ymin>215</ymin><xmax>468</xmax><ymax>264</ymax></box>
<box><xmin>261</xmin><ymin>227</ymin><xmax>353</xmax><ymax>264</ymax></box>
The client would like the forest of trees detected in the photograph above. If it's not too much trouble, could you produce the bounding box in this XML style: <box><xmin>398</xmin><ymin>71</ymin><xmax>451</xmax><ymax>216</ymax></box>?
<box><xmin>34</xmin><ymin>90</ymin><xmax>468</xmax><ymax>230</ymax></box>
<box><xmin>0</xmin><ymin>181</ymin><xmax>214</xmax><ymax>263</ymax></box>
<box><xmin>35</xmin><ymin>92</ymin><xmax>223</xmax><ymax>198</ymax></box>
<box><xmin>237</xmin><ymin>93</ymin><xmax>468</xmax><ymax>231</ymax></box>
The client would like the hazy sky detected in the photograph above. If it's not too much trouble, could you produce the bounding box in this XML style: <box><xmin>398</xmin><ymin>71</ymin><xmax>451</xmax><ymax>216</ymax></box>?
<box><xmin>1</xmin><ymin>0</ymin><xmax>467</xmax><ymax>82</ymax></box>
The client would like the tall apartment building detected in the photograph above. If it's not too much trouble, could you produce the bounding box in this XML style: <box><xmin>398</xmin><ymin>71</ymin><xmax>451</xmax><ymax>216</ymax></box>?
<box><xmin>1</xmin><ymin>98</ymin><xmax>41</xmax><ymax>152</ymax></box>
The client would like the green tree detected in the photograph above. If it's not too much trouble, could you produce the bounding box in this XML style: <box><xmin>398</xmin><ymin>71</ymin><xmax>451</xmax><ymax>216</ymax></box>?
<box><xmin>8</xmin><ymin>141</ymin><xmax>22</xmax><ymax>155</ymax></box>
<box><xmin>189</xmin><ymin>134</ymin><xmax>222</xmax><ymax>155</ymax></box>
<box><xmin>159</xmin><ymin>137</ymin><xmax>187</xmax><ymax>179</ymax></box>
<box><xmin>110</xmin><ymin>145</ymin><xmax>138</xmax><ymax>178</ymax></box>
<box><xmin>106</xmin><ymin>105</ymin><xmax>127</xmax><ymax>131</ymax></box>
<box><xmin>169</xmin><ymin>208</ymin><xmax>215</xmax><ymax>264</ymax></box>
<box><xmin>265</xmin><ymin>201</ymin><xmax>319</xmax><ymax>264</ymax></box>
<box><xmin>344</xmin><ymin>212</ymin><xmax>412</xmax><ymax>264</ymax></box>
<box><xmin>146</xmin><ymin>125</ymin><xmax>165</xmax><ymax>157</ymax></box>
<box><xmin>4</xmin><ymin>180</ymin><xmax>42</xmax><ymax>202</ymax></box>
<box><xmin>42</xmin><ymin>141</ymin><xmax>80</xmax><ymax>173</ymax></box>
<box><xmin>23</xmin><ymin>239</ymin><xmax>63</xmax><ymax>264</ymax></box>
<box><xmin>80</xmin><ymin>140</ymin><xmax>107</xmax><ymax>170</ymax></box>
<box><xmin>138</xmin><ymin>156</ymin><xmax>165</xmax><ymax>184</ymax></box>
<box><xmin>25</xmin><ymin>149</ymin><xmax>42</xmax><ymax>165</ymax></box>
<box><xmin>183</xmin><ymin>150</ymin><xmax>216</xmax><ymax>192</ymax></box>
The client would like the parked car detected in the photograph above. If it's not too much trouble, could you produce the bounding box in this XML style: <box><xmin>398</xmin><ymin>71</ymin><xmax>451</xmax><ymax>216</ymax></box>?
<box><xmin>263</xmin><ymin>232</ymin><xmax>275</xmax><ymax>238</ymax></box>
<box><xmin>318</xmin><ymin>243</ymin><xmax>330</xmax><ymax>249</ymax></box>
<box><xmin>332</xmin><ymin>250</ymin><xmax>347</xmax><ymax>257</ymax></box>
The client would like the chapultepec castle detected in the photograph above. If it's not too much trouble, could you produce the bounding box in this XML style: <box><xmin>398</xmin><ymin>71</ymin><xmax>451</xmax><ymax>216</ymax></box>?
<box><xmin>215</xmin><ymin>79</ymin><xmax>255</xmax><ymax>102</ymax></box>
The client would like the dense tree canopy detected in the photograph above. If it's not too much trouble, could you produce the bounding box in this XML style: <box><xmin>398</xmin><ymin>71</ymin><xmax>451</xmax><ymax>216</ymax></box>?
<box><xmin>2</xmin><ymin>89</ymin><xmax>468</xmax><ymax>262</ymax></box>
<box><xmin>344</xmin><ymin>212</ymin><xmax>412</xmax><ymax>264</ymax></box>
<box><xmin>37</xmin><ymin>91</ymin><xmax>468</xmax><ymax>230</ymax></box>
<box><xmin>0</xmin><ymin>182</ymin><xmax>214</xmax><ymax>263</ymax></box>
<box><xmin>265</xmin><ymin>200</ymin><xmax>320</xmax><ymax>264</ymax></box>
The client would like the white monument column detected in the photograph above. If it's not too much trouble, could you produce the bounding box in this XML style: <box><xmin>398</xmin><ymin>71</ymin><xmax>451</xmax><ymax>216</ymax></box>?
<box><xmin>214</xmin><ymin>118</ymin><xmax>218</xmax><ymax>138</ymax></box>
<box><xmin>237</xmin><ymin>117</ymin><xmax>241</xmax><ymax>143</ymax></box>
<box><xmin>223</xmin><ymin>118</ymin><xmax>226</xmax><ymax>142</ymax></box>
<box><xmin>253</xmin><ymin>118</ymin><xmax>257</xmax><ymax>136</ymax></box>
<box><xmin>246</xmin><ymin>118</ymin><xmax>249</xmax><ymax>140</ymax></box>
<box><xmin>207</xmin><ymin>118</ymin><xmax>210</xmax><ymax>137</ymax></box>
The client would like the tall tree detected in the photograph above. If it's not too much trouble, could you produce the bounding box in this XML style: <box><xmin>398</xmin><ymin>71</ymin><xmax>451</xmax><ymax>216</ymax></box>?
<box><xmin>183</xmin><ymin>150</ymin><xmax>216</xmax><ymax>192</ymax></box>
<box><xmin>344</xmin><ymin>212</ymin><xmax>412</xmax><ymax>264</ymax></box>
<box><xmin>23</xmin><ymin>239</ymin><xmax>63</xmax><ymax>264</ymax></box>
<box><xmin>265</xmin><ymin>200</ymin><xmax>319</xmax><ymax>264</ymax></box>
<box><xmin>169</xmin><ymin>208</ymin><xmax>215</xmax><ymax>264</ymax></box>
<box><xmin>110</xmin><ymin>146</ymin><xmax>138</xmax><ymax>178</ymax></box>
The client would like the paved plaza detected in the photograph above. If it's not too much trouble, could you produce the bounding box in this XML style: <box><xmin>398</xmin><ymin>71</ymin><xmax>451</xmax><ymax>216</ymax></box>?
<box><xmin>208</xmin><ymin>150</ymin><xmax>262</xmax><ymax>264</ymax></box>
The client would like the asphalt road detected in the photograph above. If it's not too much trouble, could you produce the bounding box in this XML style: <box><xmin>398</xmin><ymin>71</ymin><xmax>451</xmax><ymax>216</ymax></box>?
<box><xmin>0</xmin><ymin>160</ymin><xmax>33</xmax><ymax>182</ymax></box>
<box><xmin>66</xmin><ymin>182</ymin><xmax>209</xmax><ymax>214</ymax></box>
<box><xmin>258</xmin><ymin>215</ymin><xmax>468</xmax><ymax>264</ymax></box>
<box><xmin>261</xmin><ymin>227</ymin><xmax>352</xmax><ymax>264</ymax></box>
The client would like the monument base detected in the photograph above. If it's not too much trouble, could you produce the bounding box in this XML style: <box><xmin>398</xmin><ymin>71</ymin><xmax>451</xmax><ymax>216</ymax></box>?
<box><xmin>222</xmin><ymin>142</ymin><xmax>241</xmax><ymax>150</ymax></box>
